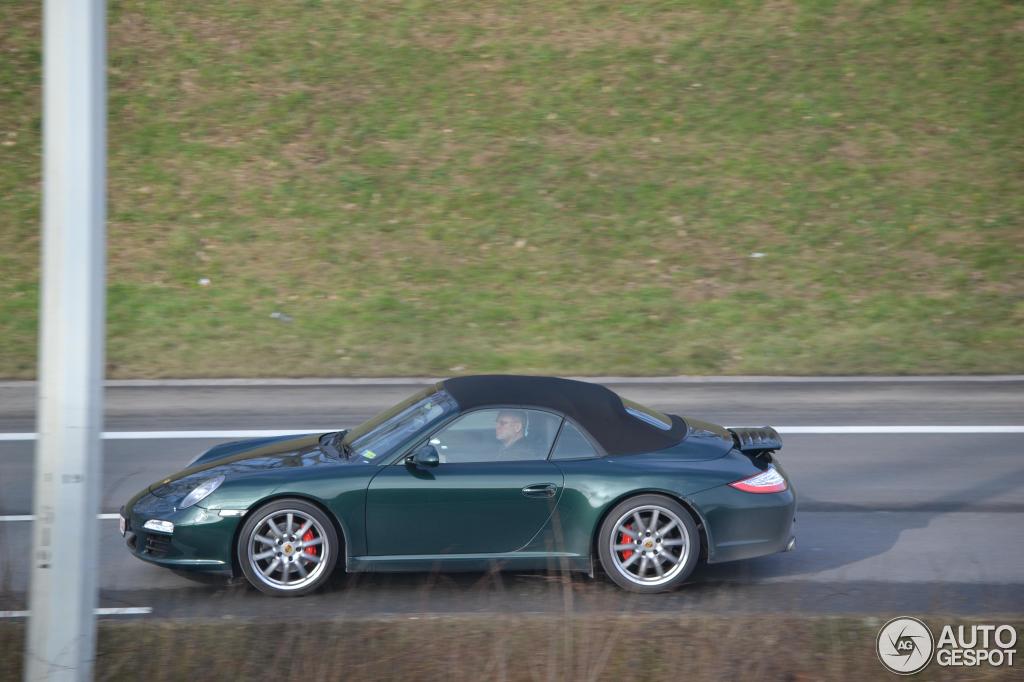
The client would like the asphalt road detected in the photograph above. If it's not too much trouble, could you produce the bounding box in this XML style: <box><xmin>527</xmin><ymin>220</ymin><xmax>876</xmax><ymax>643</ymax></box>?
<box><xmin>1</xmin><ymin>378</ymin><xmax>1021</xmax><ymax>619</ymax></box>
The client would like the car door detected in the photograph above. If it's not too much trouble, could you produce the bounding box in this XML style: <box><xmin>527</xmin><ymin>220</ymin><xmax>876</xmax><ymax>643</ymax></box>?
<box><xmin>365</xmin><ymin>408</ymin><xmax>564</xmax><ymax>556</ymax></box>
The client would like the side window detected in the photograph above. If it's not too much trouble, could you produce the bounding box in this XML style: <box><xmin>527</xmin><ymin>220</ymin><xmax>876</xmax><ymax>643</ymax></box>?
<box><xmin>550</xmin><ymin>421</ymin><xmax>599</xmax><ymax>460</ymax></box>
<box><xmin>429</xmin><ymin>409</ymin><xmax>561</xmax><ymax>463</ymax></box>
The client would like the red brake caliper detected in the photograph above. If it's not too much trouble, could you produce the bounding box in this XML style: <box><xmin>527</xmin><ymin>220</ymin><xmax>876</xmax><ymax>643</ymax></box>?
<box><xmin>619</xmin><ymin>523</ymin><xmax>634</xmax><ymax>560</ymax></box>
<box><xmin>303</xmin><ymin>530</ymin><xmax>317</xmax><ymax>556</ymax></box>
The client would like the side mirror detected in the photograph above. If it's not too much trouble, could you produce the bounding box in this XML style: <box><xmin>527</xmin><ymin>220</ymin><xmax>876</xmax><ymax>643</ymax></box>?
<box><xmin>409</xmin><ymin>444</ymin><xmax>439</xmax><ymax>467</ymax></box>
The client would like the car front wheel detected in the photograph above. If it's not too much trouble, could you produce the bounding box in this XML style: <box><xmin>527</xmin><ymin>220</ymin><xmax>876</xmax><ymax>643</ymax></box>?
<box><xmin>597</xmin><ymin>494</ymin><xmax>700</xmax><ymax>593</ymax></box>
<box><xmin>237</xmin><ymin>498</ymin><xmax>339</xmax><ymax>597</ymax></box>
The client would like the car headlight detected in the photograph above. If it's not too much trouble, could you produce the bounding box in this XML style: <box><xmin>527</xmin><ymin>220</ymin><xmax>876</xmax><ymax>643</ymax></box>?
<box><xmin>179</xmin><ymin>475</ymin><xmax>225</xmax><ymax>509</ymax></box>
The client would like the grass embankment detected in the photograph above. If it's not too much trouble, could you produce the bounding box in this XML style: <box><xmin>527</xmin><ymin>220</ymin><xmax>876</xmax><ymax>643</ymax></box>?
<box><xmin>1</xmin><ymin>616</ymin><xmax>1020</xmax><ymax>681</ymax></box>
<box><xmin>1</xmin><ymin>1</ymin><xmax>1021</xmax><ymax>378</ymax></box>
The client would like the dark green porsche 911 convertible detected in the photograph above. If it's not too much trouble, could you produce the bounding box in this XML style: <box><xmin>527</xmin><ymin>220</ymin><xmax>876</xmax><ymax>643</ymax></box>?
<box><xmin>121</xmin><ymin>375</ymin><xmax>795</xmax><ymax>596</ymax></box>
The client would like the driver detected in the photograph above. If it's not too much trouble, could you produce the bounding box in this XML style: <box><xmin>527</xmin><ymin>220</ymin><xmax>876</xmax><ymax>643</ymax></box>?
<box><xmin>495</xmin><ymin>409</ymin><xmax>531</xmax><ymax>459</ymax></box>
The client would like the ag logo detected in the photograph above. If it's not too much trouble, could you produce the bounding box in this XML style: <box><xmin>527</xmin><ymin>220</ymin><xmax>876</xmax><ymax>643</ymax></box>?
<box><xmin>877</xmin><ymin>617</ymin><xmax>934</xmax><ymax>675</ymax></box>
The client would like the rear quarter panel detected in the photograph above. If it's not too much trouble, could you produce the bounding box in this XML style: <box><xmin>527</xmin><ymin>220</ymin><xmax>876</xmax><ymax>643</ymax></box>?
<box><xmin>521</xmin><ymin>449</ymin><xmax>766</xmax><ymax>558</ymax></box>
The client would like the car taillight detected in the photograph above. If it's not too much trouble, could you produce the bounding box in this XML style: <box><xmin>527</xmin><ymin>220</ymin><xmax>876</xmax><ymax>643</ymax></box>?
<box><xmin>729</xmin><ymin>466</ymin><xmax>787</xmax><ymax>493</ymax></box>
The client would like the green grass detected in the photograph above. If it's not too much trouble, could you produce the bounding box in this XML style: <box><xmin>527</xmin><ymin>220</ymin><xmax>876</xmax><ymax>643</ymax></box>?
<box><xmin>1</xmin><ymin>0</ymin><xmax>1021</xmax><ymax>378</ymax></box>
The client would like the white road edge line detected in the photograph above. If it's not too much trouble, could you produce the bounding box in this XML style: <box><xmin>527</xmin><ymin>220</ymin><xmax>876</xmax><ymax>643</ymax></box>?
<box><xmin>2</xmin><ymin>375</ymin><xmax>1022</xmax><ymax>388</ymax></box>
<box><xmin>2</xmin><ymin>426</ymin><xmax>1023</xmax><ymax>442</ymax></box>
<box><xmin>0</xmin><ymin>607</ymin><xmax>151</xmax><ymax>618</ymax></box>
<box><xmin>0</xmin><ymin>513</ymin><xmax>121</xmax><ymax>522</ymax></box>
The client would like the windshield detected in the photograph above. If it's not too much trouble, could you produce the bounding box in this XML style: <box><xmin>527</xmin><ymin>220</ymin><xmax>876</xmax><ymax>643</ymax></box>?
<box><xmin>342</xmin><ymin>387</ymin><xmax>458</xmax><ymax>462</ymax></box>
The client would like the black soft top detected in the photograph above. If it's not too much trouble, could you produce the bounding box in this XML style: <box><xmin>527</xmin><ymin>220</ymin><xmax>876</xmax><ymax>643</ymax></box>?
<box><xmin>441</xmin><ymin>375</ymin><xmax>686</xmax><ymax>456</ymax></box>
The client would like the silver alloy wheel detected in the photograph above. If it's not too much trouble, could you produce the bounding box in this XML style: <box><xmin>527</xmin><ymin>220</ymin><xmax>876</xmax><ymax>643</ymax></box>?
<box><xmin>247</xmin><ymin>508</ymin><xmax>330</xmax><ymax>592</ymax></box>
<box><xmin>609</xmin><ymin>504</ymin><xmax>690</xmax><ymax>587</ymax></box>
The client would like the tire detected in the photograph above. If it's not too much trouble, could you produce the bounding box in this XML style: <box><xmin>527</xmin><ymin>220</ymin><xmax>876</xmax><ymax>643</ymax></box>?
<box><xmin>597</xmin><ymin>494</ymin><xmax>700</xmax><ymax>593</ymax></box>
<box><xmin>237</xmin><ymin>498</ymin><xmax>340</xmax><ymax>597</ymax></box>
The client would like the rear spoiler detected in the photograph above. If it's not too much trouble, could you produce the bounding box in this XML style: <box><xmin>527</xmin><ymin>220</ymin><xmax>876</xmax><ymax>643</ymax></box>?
<box><xmin>728</xmin><ymin>426</ymin><xmax>782</xmax><ymax>455</ymax></box>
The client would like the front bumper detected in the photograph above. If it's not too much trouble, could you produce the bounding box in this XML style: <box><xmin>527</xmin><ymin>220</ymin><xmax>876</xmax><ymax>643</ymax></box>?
<box><xmin>121</xmin><ymin>492</ymin><xmax>244</xmax><ymax>574</ymax></box>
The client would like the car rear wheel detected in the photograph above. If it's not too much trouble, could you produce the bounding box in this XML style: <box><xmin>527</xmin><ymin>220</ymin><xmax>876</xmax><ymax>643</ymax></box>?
<box><xmin>597</xmin><ymin>494</ymin><xmax>699</xmax><ymax>593</ymax></box>
<box><xmin>237</xmin><ymin>498</ymin><xmax>339</xmax><ymax>597</ymax></box>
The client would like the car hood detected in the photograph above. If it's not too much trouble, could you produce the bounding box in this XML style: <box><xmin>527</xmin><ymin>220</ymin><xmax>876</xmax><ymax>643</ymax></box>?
<box><xmin>147</xmin><ymin>433</ymin><xmax>325</xmax><ymax>498</ymax></box>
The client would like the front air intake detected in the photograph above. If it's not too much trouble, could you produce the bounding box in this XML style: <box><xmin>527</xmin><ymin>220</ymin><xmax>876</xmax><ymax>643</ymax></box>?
<box><xmin>144</xmin><ymin>533</ymin><xmax>172</xmax><ymax>558</ymax></box>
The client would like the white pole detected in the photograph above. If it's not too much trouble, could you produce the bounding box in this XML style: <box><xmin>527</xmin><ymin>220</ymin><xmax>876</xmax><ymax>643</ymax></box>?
<box><xmin>25</xmin><ymin>0</ymin><xmax>106</xmax><ymax>680</ymax></box>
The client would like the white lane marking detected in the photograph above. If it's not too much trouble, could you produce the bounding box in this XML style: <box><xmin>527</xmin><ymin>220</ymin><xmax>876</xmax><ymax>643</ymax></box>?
<box><xmin>9</xmin><ymin>425</ymin><xmax>1024</xmax><ymax>441</ymax></box>
<box><xmin>0</xmin><ymin>426</ymin><xmax>1022</xmax><ymax>442</ymax></box>
<box><xmin>0</xmin><ymin>429</ymin><xmax>326</xmax><ymax>441</ymax></box>
<box><xmin>0</xmin><ymin>607</ymin><xmax>151</xmax><ymax>618</ymax></box>
<box><xmin>774</xmin><ymin>426</ymin><xmax>1024</xmax><ymax>434</ymax></box>
<box><xmin>0</xmin><ymin>513</ymin><xmax>121</xmax><ymax>522</ymax></box>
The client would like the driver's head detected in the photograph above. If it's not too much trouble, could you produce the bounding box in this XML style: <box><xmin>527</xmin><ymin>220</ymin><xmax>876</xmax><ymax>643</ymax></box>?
<box><xmin>495</xmin><ymin>410</ymin><xmax>526</xmax><ymax>446</ymax></box>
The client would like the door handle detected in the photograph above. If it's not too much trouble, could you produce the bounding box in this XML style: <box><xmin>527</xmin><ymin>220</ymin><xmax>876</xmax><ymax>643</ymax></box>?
<box><xmin>522</xmin><ymin>483</ymin><xmax>558</xmax><ymax>498</ymax></box>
